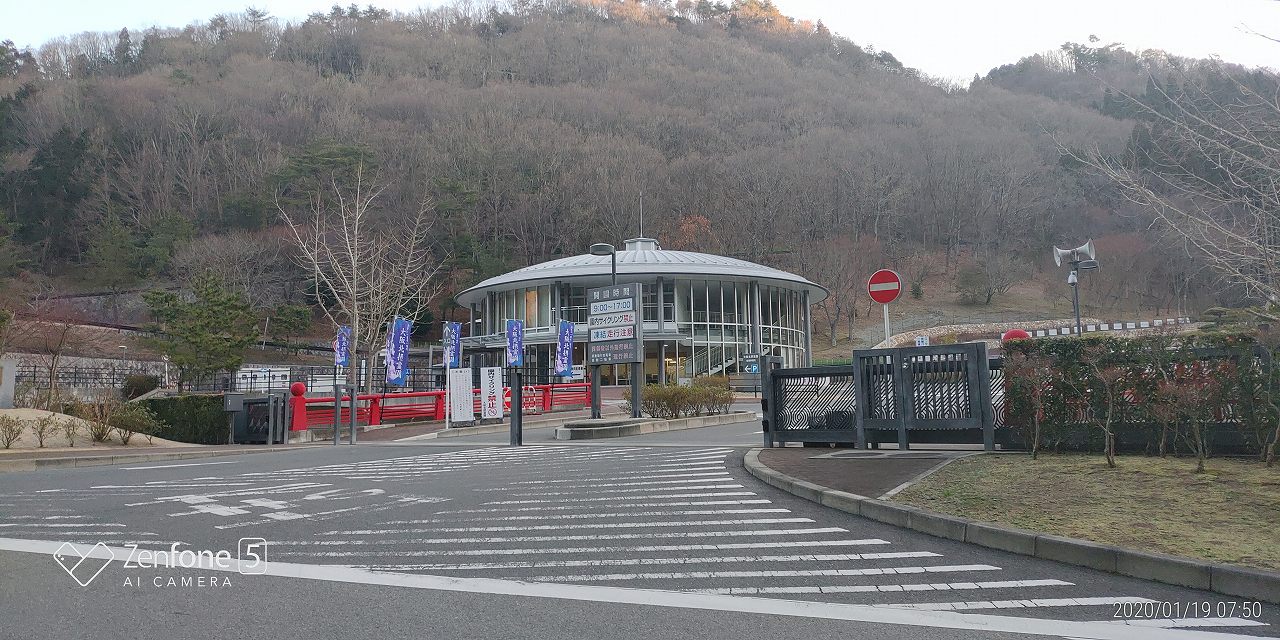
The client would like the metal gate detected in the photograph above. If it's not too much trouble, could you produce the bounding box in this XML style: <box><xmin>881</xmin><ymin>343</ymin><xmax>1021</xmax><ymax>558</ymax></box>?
<box><xmin>764</xmin><ymin>342</ymin><xmax>995</xmax><ymax>450</ymax></box>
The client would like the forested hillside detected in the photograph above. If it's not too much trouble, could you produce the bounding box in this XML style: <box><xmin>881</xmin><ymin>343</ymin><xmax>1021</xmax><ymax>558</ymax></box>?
<box><xmin>0</xmin><ymin>0</ymin><xmax>1260</xmax><ymax>342</ymax></box>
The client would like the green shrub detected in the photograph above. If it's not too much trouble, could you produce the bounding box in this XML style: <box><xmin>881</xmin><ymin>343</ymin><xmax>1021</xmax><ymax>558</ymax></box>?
<box><xmin>625</xmin><ymin>379</ymin><xmax>735</xmax><ymax>419</ymax></box>
<box><xmin>141</xmin><ymin>394</ymin><xmax>228</xmax><ymax>444</ymax></box>
<box><xmin>111</xmin><ymin>403</ymin><xmax>163</xmax><ymax>445</ymax></box>
<box><xmin>121</xmin><ymin>374</ymin><xmax>161</xmax><ymax>400</ymax></box>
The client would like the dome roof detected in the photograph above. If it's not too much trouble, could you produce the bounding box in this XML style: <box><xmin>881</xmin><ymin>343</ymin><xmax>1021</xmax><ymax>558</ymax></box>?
<box><xmin>455</xmin><ymin>238</ymin><xmax>827</xmax><ymax>306</ymax></box>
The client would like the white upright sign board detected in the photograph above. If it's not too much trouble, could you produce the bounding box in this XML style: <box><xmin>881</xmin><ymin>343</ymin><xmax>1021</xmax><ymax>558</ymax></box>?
<box><xmin>448</xmin><ymin>368</ymin><xmax>475</xmax><ymax>423</ymax></box>
<box><xmin>480</xmin><ymin>366</ymin><xmax>503</xmax><ymax>420</ymax></box>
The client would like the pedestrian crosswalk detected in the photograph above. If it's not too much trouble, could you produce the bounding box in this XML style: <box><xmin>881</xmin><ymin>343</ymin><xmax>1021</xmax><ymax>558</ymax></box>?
<box><xmin>0</xmin><ymin>443</ymin><xmax>1269</xmax><ymax>633</ymax></box>
<box><xmin>252</xmin><ymin>445</ymin><xmax>1268</xmax><ymax>631</ymax></box>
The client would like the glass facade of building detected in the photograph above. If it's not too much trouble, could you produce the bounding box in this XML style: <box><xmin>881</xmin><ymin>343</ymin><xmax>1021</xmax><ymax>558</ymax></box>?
<box><xmin>470</xmin><ymin>278</ymin><xmax>812</xmax><ymax>386</ymax></box>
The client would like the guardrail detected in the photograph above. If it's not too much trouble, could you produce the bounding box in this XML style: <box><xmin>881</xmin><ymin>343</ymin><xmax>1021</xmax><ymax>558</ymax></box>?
<box><xmin>289</xmin><ymin>382</ymin><xmax>592</xmax><ymax>431</ymax></box>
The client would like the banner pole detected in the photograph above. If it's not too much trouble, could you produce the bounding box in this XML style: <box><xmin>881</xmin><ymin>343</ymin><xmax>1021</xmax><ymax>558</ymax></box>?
<box><xmin>444</xmin><ymin>322</ymin><xmax>451</xmax><ymax>431</ymax></box>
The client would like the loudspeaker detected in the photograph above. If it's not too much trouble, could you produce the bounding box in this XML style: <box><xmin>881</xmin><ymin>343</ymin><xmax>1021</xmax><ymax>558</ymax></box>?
<box><xmin>1053</xmin><ymin>239</ymin><xmax>1096</xmax><ymax>266</ymax></box>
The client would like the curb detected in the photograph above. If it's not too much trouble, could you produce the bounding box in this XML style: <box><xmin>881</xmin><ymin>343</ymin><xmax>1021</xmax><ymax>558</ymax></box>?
<box><xmin>554</xmin><ymin>412</ymin><xmax>750</xmax><ymax>440</ymax></box>
<box><xmin>0</xmin><ymin>446</ymin><xmax>313</xmax><ymax>473</ymax></box>
<box><xmin>743</xmin><ymin>448</ymin><xmax>1280</xmax><ymax>604</ymax></box>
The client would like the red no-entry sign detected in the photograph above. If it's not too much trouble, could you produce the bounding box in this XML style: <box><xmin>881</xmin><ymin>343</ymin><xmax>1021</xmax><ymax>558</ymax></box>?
<box><xmin>867</xmin><ymin>269</ymin><xmax>903</xmax><ymax>305</ymax></box>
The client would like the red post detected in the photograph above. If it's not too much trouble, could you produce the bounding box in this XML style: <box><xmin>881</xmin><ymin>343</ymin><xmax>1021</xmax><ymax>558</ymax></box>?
<box><xmin>369</xmin><ymin>395</ymin><xmax>383</xmax><ymax>426</ymax></box>
<box><xmin>542</xmin><ymin>384</ymin><xmax>554</xmax><ymax>412</ymax></box>
<box><xmin>433</xmin><ymin>391</ymin><xmax>446</xmax><ymax>421</ymax></box>
<box><xmin>289</xmin><ymin>382</ymin><xmax>309</xmax><ymax>431</ymax></box>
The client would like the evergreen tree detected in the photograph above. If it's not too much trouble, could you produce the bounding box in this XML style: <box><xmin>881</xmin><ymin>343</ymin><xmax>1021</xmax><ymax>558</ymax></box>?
<box><xmin>144</xmin><ymin>274</ymin><xmax>257</xmax><ymax>389</ymax></box>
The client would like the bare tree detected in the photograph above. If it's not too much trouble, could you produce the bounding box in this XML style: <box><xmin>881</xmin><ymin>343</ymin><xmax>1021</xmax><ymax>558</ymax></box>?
<box><xmin>278</xmin><ymin>163</ymin><xmax>447</xmax><ymax>394</ymax></box>
<box><xmin>1075</xmin><ymin>67</ymin><xmax>1280</xmax><ymax>304</ymax></box>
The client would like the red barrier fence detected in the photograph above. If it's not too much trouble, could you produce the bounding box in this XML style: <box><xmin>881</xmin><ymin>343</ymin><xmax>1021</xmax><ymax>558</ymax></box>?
<box><xmin>290</xmin><ymin>382</ymin><xmax>592</xmax><ymax>431</ymax></box>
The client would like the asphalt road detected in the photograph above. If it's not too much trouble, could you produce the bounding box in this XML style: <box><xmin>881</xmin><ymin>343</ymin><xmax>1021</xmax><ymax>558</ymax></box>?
<box><xmin>0</xmin><ymin>425</ymin><xmax>1275</xmax><ymax>640</ymax></box>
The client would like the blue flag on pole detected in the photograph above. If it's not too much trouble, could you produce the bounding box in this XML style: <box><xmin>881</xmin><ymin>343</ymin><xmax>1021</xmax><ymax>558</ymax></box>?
<box><xmin>505</xmin><ymin>319</ymin><xmax>524</xmax><ymax>367</ymax></box>
<box><xmin>553</xmin><ymin>320</ymin><xmax>574</xmax><ymax>377</ymax></box>
<box><xmin>384</xmin><ymin>317</ymin><xmax>413</xmax><ymax>386</ymax></box>
<box><xmin>443</xmin><ymin>321</ymin><xmax>462</xmax><ymax>368</ymax></box>
<box><xmin>334</xmin><ymin>326</ymin><xmax>352</xmax><ymax>367</ymax></box>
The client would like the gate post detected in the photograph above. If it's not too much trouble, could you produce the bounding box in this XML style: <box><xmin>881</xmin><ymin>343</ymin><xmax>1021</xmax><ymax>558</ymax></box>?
<box><xmin>894</xmin><ymin>349</ymin><xmax>910</xmax><ymax>450</ymax></box>
<box><xmin>760</xmin><ymin>355</ymin><xmax>783</xmax><ymax>448</ymax></box>
<box><xmin>975</xmin><ymin>342</ymin><xmax>995</xmax><ymax>452</ymax></box>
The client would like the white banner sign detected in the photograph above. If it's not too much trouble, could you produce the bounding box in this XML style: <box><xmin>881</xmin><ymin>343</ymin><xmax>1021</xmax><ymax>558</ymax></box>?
<box><xmin>480</xmin><ymin>367</ymin><xmax>502</xmax><ymax>420</ymax></box>
<box><xmin>448</xmin><ymin>368</ymin><xmax>475</xmax><ymax>423</ymax></box>
<box><xmin>589</xmin><ymin>298</ymin><xmax>634</xmax><ymax>315</ymax></box>
<box><xmin>590</xmin><ymin>326</ymin><xmax>636</xmax><ymax>342</ymax></box>
<box><xmin>587</xmin><ymin>311</ymin><xmax>637</xmax><ymax>329</ymax></box>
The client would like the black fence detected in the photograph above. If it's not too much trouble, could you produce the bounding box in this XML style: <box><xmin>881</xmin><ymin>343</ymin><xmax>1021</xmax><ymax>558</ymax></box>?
<box><xmin>764</xmin><ymin>342</ymin><xmax>996</xmax><ymax>450</ymax></box>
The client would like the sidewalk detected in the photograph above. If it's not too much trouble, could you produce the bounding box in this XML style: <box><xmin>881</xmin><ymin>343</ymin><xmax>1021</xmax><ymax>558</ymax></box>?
<box><xmin>754</xmin><ymin>448</ymin><xmax>975</xmax><ymax>499</ymax></box>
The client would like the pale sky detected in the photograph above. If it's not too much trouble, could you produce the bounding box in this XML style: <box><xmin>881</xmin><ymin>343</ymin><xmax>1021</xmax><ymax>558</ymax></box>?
<box><xmin>4</xmin><ymin>0</ymin><xmax>1277</xmax><ymax>81</ymax></box>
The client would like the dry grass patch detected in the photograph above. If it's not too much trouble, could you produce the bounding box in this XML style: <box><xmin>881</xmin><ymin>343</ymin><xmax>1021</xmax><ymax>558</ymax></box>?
<box><xmin>893</xmin><ymin>453</ymin><xmax>1280</xmax><ymax>570</ymax></box>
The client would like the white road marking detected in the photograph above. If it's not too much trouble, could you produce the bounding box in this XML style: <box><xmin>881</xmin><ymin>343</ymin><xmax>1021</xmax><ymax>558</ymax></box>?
<box><xmin>359</xmin><ymin>551</ymin><xmax>941</xmax><ymax>571</ymax></box>
<box><xmin>887</xmin><ymin>597</ymin><xmax>1155</xmax><ymax>611</ymax></box>
<box><xmin>324</xmin><ymin>518</ymin><xmax>815</xmax><ymax>535</ymax></box>
<box><xmin>524</xmin><ymin>564</ymin><xmax>1002</xmax><ymax>582</ymax></box>
<box><xmin>120</xmin><ymin>461</ymin><xmax>239</xmax><ymax>470</ymax></box>
<box><xmin>506</xmin><ymin>484</ymin><xmax>745</xmax><ymax>496</ymax></box>
<box><xmin>273</xmin><ymin>539</ymin><xmax>891</xmax><ymax>556</ymax></box>
<box><xmin>697</xmin><ymin>579</ymin><xmax>1074</xmax><ymax>595</ymax></box>
<box><xmin>386</xmin><ymin>509</ymin><xmax>791</xmax><ymax>523</ymax></box>
<box><xmin>3</xmin><ymin>538</ymin><xmax>1248</xmax><ymax>640</ymax></box>
<box><xmin>507</xmin><ymin>471</ymin><xmax>730</xmax><ymax>484</ymax></box>
<box><xmin>279</xmin><ymin>527</ymin><xmax>849</xmax><ymax>545</ymax></box>
<box><xmin>477</xmin><ymin>476</ymin><xmax>734</xmax><ymax>491</ymax></box>
<box><xmin>482</xmin><ymin>492</ymin><xmax>757</xmax><ymax>504</ymax></box>
<box><xmin>439</xmin><ymin>499</ymin><xmax>773</xmax><ymax>514</ymax></box>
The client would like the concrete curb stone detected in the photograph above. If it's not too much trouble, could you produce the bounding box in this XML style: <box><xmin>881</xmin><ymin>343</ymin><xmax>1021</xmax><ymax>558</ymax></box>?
<box><xmin>742</xmin><ymin>448</ymin><xmax>1280</xmax><ymax>604</ymax></box>
<box><xmin>553</xmin><ymin>412</ymin><xmax>749</xmax><ymax>440</ymax></box>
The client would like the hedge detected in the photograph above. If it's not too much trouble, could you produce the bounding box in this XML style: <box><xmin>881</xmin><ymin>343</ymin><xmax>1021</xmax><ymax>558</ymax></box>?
<box><xmin>624</xmin><ymin>376</ymin><xmax>735</xmax><ymax>419</ymax></box>
<box><xmin>140</xmin><ymin>394</ymin><xmax>229</xmax><ymax>445</ymax></box>
<box><xmin>1001</xmin><ymin>332</ymin><xmax>1277</xmax><ymax>465</ymax></box>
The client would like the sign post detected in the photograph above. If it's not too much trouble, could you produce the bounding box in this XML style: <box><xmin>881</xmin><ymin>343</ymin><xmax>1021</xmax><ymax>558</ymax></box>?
<box><xmin>587</xmin><ymin>283</ymin><xmax>645</xmax><ymax>419</ymax></box>
<box><xmin>867</xmin><ymin>269</ymin><xmax>903</xmax><ymax>345</ymax></box>
<box><xmin>505</xmin><ymin>319</ymin><xmax>525</xmax><ymax>446</ymax></box>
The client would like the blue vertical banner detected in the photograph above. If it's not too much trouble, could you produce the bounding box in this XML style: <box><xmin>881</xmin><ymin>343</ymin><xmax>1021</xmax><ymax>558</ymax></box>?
<box><xmin>384</xmin><ymin>317</ymin><xmax>413</xmax><ymax>386</ymax></box>
<box><xmin>333</xmin><ymin>326</ymin><xmax>352</xmax><ymax>367</ymax></box>
<box><xmin>443</xmin><ymin>321</ymin><xmax>462</xmax><ymax>368</ymax></box>
<box><xmin>553</xmin><ymin>320</ymin><xmax>574</xmax><ymax>377</ymax></box>
<box><xmin>505</xmin><ymin>319</ymin><xmax>525</xmax><ymax>368</ymax></box>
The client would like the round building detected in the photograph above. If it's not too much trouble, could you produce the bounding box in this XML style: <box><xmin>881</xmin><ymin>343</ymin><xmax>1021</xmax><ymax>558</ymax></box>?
<box><xmin>454</xmin><ymin>238</ymin><xmax>827</xmax><ymax>385</ymax></box>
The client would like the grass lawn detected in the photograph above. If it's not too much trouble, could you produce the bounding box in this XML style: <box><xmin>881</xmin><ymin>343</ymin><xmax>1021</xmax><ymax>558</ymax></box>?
<box><xmin>893</xmin><ymin>453</ymin><xmax>1280</xmax><ymax>571</ymax></box>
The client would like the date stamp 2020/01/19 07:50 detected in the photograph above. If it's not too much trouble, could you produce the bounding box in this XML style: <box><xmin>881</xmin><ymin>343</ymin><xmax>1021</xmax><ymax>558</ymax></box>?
<box><xmin>1114</xmin><ymin>600</ymin><xmax>1265</xmax><ymax>620</ymax></box>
